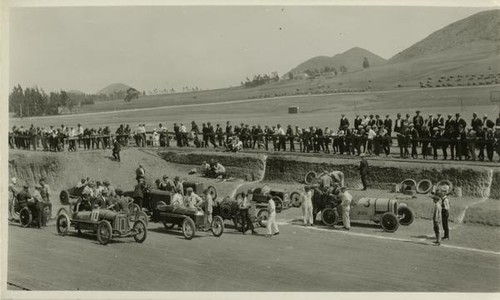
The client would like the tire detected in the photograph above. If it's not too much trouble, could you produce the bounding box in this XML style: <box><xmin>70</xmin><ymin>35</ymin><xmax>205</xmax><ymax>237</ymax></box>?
<box><xmin>257</xmin><ymin>209</ymin><xmax>269</xmax><ymax>228</ymax></box>
<box><xmin>182</xmin><ymin>218</ymin><xmax>196</xmax><ymax>240</ymax></box>
<box><xmin>97</xmin><ymin>220</ymin><xmax>113</xmax><ymax>245</ymax></box>
<box><xmin>59</xmin><ymin>190</ymin><xmax>70</xmax><ymax>205</ymax></box>
<box><xmin>128</xmin><ymin>203</ymin><xmax>141</xmax><ymax>221</ymax></box>
<box><xmin>136</xmin><ymin>211</ymin><xmax>149</xmax><ymax>226</ymax></box>
<box><xmin>207</xmin><ymin>185</ymin><xmax>218</xmax><ymax>201</ymax></box>
<box><xmin>380</xmin><ymin>212</ymin><xmax>400</xmax><ymax>233</ymax></box>
<box><xmin>273</xmin><ymin>196</ymin><xmax>283</xmax><ymax>213</ymax></box>
<box><xmin>416</xmin><ymin>179</ymin><xmax>433</xmax><ymax>194</ymax></box>
<box><xmin>132</xmin><ymin>219</ymin><xmax>147</xmax><ymax>243</ymax></box>
<box><xmin>400</xmin><ymin>179</ymin><xmax>417</xmax><ymax>192</ymax></box>
<box><xmin>56</xmin><ymin>214</ymin><xmax>70</xmax><ymax>236</ymax></box>
<box><xmin>56</xmin><ymin>207</ymin><xmax>69</xmax><ymax>218</ymax></box>
<box><xmin>19</xmin><ymin>207</ymin><xmax>32</xmax><ymax>228</ymax></box>
<box><xmin>290</xmin><ymin>191</ymin><xmax>302</xmax><ymax>207</ymax></box>
<box><xmin>321</xmin><ymin>208</ymin><xmax>339</xmax><ymax>226</ymax></box>
<box><xmin>220</xmin><ymin>203</ymin><xmax>232</xmax><ymax>220</ymax></box>
<box><xmin>436</xmin><ymin>180</ymin><xmax>453</xmax><ymax>194</ymax></box>
<box><xmin>211</xmin><ymin>215</ymin><xmax>224</xmax><ymax>237</ymax></box>
<box><xmin>397</xmin><ymin>206</ymin><xmax>414</xmax><ymax>226</ymax></box>
<box><xmin>304</xmin><ymin>171</ymin><xmax>317</xmax><ymax>185</ymax></box>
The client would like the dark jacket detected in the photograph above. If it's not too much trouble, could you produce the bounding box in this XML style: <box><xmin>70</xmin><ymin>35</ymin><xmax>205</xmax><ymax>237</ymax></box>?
<box><xmin>359</xmin><ymin>159</ymin><xmax>369</xmax><ymax>176</ymax></box>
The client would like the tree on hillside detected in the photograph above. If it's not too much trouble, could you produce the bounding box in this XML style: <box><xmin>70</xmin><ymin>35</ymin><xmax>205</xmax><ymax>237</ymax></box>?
<box><xmin>340</xmin><ymin>65</ymin><xmax>348</xmax><ymax>73</ymax></box>
<box><xmin>363</xmin><ymin>57</ymin><xmax>370</xmax><ymax>69</ymax></box>
<box><xmin>124</xmin><ymin>88</ymin><xmax>141</xmax><ymax>102</ymax></box>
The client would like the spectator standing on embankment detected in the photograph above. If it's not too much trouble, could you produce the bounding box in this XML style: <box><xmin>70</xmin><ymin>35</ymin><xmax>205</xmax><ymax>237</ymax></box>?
<box><xmin>359</xmin><ymin>154</ymin><xmax>369</xmax><ymax>190</ymax></box>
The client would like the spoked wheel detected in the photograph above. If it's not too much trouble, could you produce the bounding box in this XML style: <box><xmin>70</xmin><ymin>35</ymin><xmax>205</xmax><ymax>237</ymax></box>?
<box><xmin>19</xmin><ymin>207</ymin><xmax>33</xmax><ymax>228</ymax></box>
<box><xmin>128</xmin><ymin>203</ymin><xmax>141</xmax><ymax>222</ymax></box>
<box><xmin>381</xmin><ymin>212</ymin><xmax>400</xmax><ymax>233</ymax></box>
<box><xmin>182</xmin><ymin>218</ymin><xmax>196</xmax><ymax>240</ymax></box>
<box><xmin>211</xmin><ymin>216</ymin><xmax>224</xmax><ymax>237</ymax></box>
<box><xmin>397</xmin><ymin>206</ymin><xmax>414</xmax><ymax>226</ymax></box>
<box><xmin>304</xmin><ymin>171</ymin><xmax>317</xmax><ymax>185</ymax></box>
<box><xmin>257</xmin><ymin>208</ymin><xmax>269</xmax><ymax>228</ymax></box>
<box><xmin>220</xmin><ymin>203</ymin><xmax>232</xmax><ymax>220</ymax></box>
<box><xmin>207</xmin><ymin>185</ymin><xmax>218</xmax><ymax>201</ymax></box>
<box><xmin>56</xmin><ymin>213</ymin><xmax>70</xmax><ymax>236</ymax></box>
<box><xmin>133</xmin><ymin>219</ymin><xmax>147</xmax><ymax>243</ymax></box>
<box><xmin>321</xmin><ymin>208</ymin><xmax>339</xmax><ymax>226</ymax></box>
<box><xmin>96</xmin><ymin>220</ymin><xmax>113</xmax><ymax>245</ymax></box>
<box><xmin>290</xmin><ymin>191</ymin><xmax>302</xmax><ymax>207</ymax></box>
<box><xmin>273</xmin><ymin>196</ymin><xmax>283</xmax><ymax>213</ymax></box>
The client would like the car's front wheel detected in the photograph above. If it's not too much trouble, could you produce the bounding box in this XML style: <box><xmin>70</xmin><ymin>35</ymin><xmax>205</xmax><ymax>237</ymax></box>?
<box><xmin>321</xmin><ymin>208</ymin><xmax>339</xmax><ymax>226</ymax></box>
<box><xmin>56</xmin><ymin>213</ymin><xmax>70</xmax><ymax>236</ymax></box>
<box><xmin>398</xmin><ymin>206</ymin><xmax>414</xmax><ymax>226</ymax></box>
<box><xmin>381</xmin><ymin>212</ymin><xmax>400</xmax><ymax>233</ymax></box>
<box><xmin>19</xmin><ymin>207</ymin><xmax>32</xmax><ymax>228</ymax></box>
<box><xmin>211</xmin><ymin>216</ymin><xmax>224</xmax><ymax>237</ymax></box>
<box><xmin>182</xmin><ymin>218</ymin><xmax>196</xmax><ymax>240</ymax></box>
<box><xmin>97</xmin><ymin>220</ymin><xmax>113</xmax><ymax>245</ymax></box>
<box><xmin>133</xmin><ymin>219</ymin><xmax>147</xmax><ymax>243</ymax></box>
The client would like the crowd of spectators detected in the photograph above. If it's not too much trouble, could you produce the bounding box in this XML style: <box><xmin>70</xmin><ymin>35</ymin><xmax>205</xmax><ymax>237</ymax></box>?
<box><xmin>9</xmin><ymin>111</ymin><xmax>500</xmax><ymax>162</ymax></box>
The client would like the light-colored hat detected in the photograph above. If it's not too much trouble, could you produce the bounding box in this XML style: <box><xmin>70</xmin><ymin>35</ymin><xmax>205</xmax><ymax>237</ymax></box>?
<box><xmin>11</xmin><ymin>177</ymin><xmax>17</xmax><ymax>184</ymax></box>
<box><xmin>440</xmin><ymin>185</ymin><xmax>450</xmax><ymax>194</ymax></box>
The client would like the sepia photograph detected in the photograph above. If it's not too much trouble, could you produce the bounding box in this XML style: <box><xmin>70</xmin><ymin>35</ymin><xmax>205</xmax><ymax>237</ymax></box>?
<box><xmin>2</xmin><ymin>1</ymin><xmax>500</xmax><ymax>299</ymax></box>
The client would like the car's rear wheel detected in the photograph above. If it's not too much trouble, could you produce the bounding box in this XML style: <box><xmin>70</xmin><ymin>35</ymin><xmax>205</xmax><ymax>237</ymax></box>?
<box><xmin>398</xmin><ymin>206</ymin><xmax>414</xmax><ymax>226</ymax></box>
<box><xmin>273</xmin><ymin>196</ymin><xmax>283</xmax><ymax>213</ymax></box>
<box><xmin>133</xmin><ymin>219</ymin><xmax>147</xmax><ymax>243</ymax></box>
<box><xmin>182</xmin><ymin>218</ymin><xmax>196</xmax><ymax>240</ymax></box>
<box><xmin>19</xmin><ymin>207</ymin><xmax>32</xmax><ymax>228</ymax></box>
<box><xmin>304</xmin><ymin>171</ymin><xmax>317</xmax><ymax>185</ymax></box>
<box><xmin>207</xmin><ymin>185</ymin><xmax>218</xmax><ymax>201</ymax></box>
<box><xmin>56</xmin><ymin>213</ymin><xmax>70</xmax><ymax>236</ymax></box>
<box><xmin>381</xmin><ymin>212</ymin><xmax>400</xmax><ymax>233</ymax></box>
<box><xmin>97</xmin><ymin>220</ymin><xmax>113</xmax><ymax>245</ymax></box>
<box><xmin>211</xmin><ymin>216</ymin><xmax>224</xmax><ymax>237</ymax></box>
<box><xmin>257</xmin><ymin>208</ymin><xmax>269</xmax><ymax>228</ymax></box>
<box><xmin>290</xmin><ymin>191</ymin><xmax>302</xmax><ymax>207</ymax></box>
<box><xmin>220</xmin><ymin>203</ymin><xmax>232</xmax><ymax>219</ymax></box>
<box><xmin>321</xmin><ymin>208</ymin><xmax>339</xmax><ymax>226</ymax></box>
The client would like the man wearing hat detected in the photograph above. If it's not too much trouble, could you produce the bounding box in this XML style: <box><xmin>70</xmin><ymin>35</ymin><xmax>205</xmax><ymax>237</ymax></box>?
<box><xmin>339</xmin><ymin>186</ymin><xmax>353</xmax><ymax>230</ymax></box>
<box><xmin>485</xmin><ymin>127</ymin><xmax>496</xmax><ymax>162</ymax></box>
<box><xmin>173</xmin><ymin>176</ymin><xmax>184</xmax><ymax>196</ymax></box>
<box><xmin>408</xmin><ymin>123</ymin><xmax>419</xmax><ymax>159</ymax></box>
<box><xmin>33</xmin><ymin>183</ymin><xmax>49</xmax><ymax>226</ymax></box>
<box><xmin>112</xmin><ymin>138</ymin><xmax>121</xmax><ymax>162</ymax></box>
<box><xmin>439</xmin><ymin>185</ymin><xmax>451</xmax><ymax>240</ymax></box>
<box><xmin>413</xmin><ymin>111</ymin><xmax>424</xmax><ymax>134</ymax></box>
<box><xmin>359</xmin><ymin>154</ymin><xmax>369</xmax><ymax>190</ymax></box>
<box><xmin>133</xmin><ymin>178</ymin><xmax>147</xmax><ymax>209</ymax></box>
<box><xmin>184</xmin><ymin>187</ymin><xmax>203</xmax><ymax>209</ymax></box>
<box><xmin>103</xmin><ymin>180</ymin><xmax>116</xmax><ymax>197</ymax></box>
<box><xmin>237</xmin><ymin>189</ymin><xmax>257</xmax><ymax>234</ymax></box>
<box><xmin>9</xmin><ymin>177</ymin><xmax>19</xmax><ymax>221</ymax></box>
<box><xmin>431</xmin><ymin>192</ymin><xmax>442</xmax><ymax>246</ymax></box>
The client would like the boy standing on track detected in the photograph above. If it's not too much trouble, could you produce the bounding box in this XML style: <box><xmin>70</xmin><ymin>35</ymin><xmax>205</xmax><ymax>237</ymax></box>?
<box><xmin>266</xmin><ymin>195</ymin><xmax>279</xmax><ymax>237</ymax></box>
<box><xmin>431</xmin><ymin>193</ymin><xmax>442</xmax><ymax>246</ymax></box>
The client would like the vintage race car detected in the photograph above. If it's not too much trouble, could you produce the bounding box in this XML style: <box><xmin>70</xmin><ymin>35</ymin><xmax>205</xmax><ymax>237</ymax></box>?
<box><xmin>56</xmin><ymin>207</ymin><xmax>148</xmax><ymax>245</ymax></box>
<box><xmin>151</xmin><ymin>202</ymin><xmax>224</xmax><ymax>240</ymax></box>
<box><xmin>125</xmin><ymin>181</ymin><xmax>217</xmax><ymax>215</ymax></box>
<box><xmin>13</xmin><ymin>200</ymin><xmax>51</xmax><ymax>228</ymax></box>
<box><xmin>239</xmin><ymin>185</ymin><xmax>298</xmax><ymax>213</ymax></box>
<box><xmin>214</xmin><ymin>196</ymin><xmax>268</xmax><ymax>230</ymax></box>
<box><xmin>321</xmin><ymin>197</ymin><xmax>414</xmax><ymax>233</ymax></box>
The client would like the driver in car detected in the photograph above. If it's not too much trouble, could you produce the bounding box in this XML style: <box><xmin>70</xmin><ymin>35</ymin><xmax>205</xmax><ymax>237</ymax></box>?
<box><xmin>74</xmin><ymin>189</ymin><xmax>92</xmax><ymax>213</ymax></box>
<box><xmin>183</xmin><ymin>187</ymin><xmax>203</xmax><ymax>209</ymax></box>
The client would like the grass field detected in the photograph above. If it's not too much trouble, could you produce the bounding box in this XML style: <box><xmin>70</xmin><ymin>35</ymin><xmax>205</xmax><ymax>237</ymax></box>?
<box><xmin>10</xmin><ymin>85</ymin><xmax>500</xmax><ymax>131</ymax></box>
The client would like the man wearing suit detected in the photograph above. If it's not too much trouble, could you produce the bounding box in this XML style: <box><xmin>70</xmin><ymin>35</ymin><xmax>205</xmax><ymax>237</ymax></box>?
<box><xmin>483</xmin><ymin>114</ymin><xmax>494</xmax><ymax>129</ymax></box>
<box><xmin>471</xmin><ymin>112</ymin><xmax>483</xmax><ymax>131</ymax></box>
<box><xmin>413</xmin><ymin>110</ymin><xmax>424</xmax><ymax>133</ymax></box>
<box><xmin>435</xmin><ymin>113</ymin><xmax>444</xmax><ymax>127</ymax></box>
<box><xmin>454</xmin><ymin>113</ymin><xmax>467</xmax><ymax>132</ymax></box>
<box><xmin>359</xmin><ymin>154</ymin><xmax>369</xmax><ymax>190</ymax></box>
<box><xmin>394</xmin><ymin>113</ymin><xmax>403</xmax><ymax>134</ymax></box>
<box><xmin>496</xmin><ymin>112</ymin><xmax>500</xmax><ymax>126</ymax></box>
<box><xmin>384</xmin><ymin>114</ymin><xmax>393</xmax><ymax>137</ymax></box>
<box><xmin>339</xmin><ymin>114</ymin><xmax>350</xmax><ymax>130</ymax></box>
<box><xmin>354</xmin><ymin>114</ymin><xmax>363</xmax><ymax>129</ymax></box>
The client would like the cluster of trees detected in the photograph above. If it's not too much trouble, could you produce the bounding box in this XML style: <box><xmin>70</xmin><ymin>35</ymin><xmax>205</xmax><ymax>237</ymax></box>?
<box><xmin>241</xmin><ymin>72</ymin><xmax>280</xmax><ymax>88</ymax></box>
<box><xmin>8</xmin><ymin>85</ymin><xmax>102</xmax><ymax>117</ymax></box>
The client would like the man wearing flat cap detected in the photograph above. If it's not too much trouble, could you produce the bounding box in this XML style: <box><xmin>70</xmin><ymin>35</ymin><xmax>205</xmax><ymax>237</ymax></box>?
<box><xmin>438</xmin><ymin>185</ymin><xmax>451</xmax><ymax>240</ymax></box>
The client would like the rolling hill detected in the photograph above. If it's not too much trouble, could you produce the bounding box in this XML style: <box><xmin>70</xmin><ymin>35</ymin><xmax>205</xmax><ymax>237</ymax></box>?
<box><xmin>288</xmin><ymin>47</ymin><xmax>387</xmax><ymax>75</ymax></box>
<box><xmin>97</xmin><ymin>83</ymin><xmax>134</xmax><ymax>95</ymax></box>
<box><xmin>390</xmin><ymin>9</ymin><xmax>500</xmax><ymax>63</ymax></box>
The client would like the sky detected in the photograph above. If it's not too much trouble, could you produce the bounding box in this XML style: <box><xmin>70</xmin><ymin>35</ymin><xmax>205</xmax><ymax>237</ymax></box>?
<box><xmin>8</xmin><ymin>5</ymin><xmax>495</xmax><ymax>94</ymax></box>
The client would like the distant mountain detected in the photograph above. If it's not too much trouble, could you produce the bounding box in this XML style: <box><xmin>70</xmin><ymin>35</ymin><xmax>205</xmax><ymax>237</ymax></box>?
<box><xmin>97</xmin><ymin>83</ymin><xmax>134</xmax><ymax>95</ymax></box>
<box><xmin>288</xmin><ymin>47</ymin><xmax>387</xmax><ymax>75</ymax></box>
<box><xmin>67</xmin><ymin>90</ymin><xmax>85</xmax><ymax>95</ymax></box>
<box><xmin>390</xmin><ymin>9</ymin><xmax>500</xmax><ymax>63</ymax></box>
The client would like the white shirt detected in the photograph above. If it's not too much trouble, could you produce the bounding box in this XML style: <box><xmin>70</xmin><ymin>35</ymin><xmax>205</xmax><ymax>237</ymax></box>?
<box><xmin>180</xmin><ymin>125</ymin><xmax>187</xmax><ymax>133</ymax></box>
<box><xmin>268</xmin><ymin>199</ymin><xmax>276</xmax><ymax>216</ymax></box>
<box><xmin>341</xmin><ymin>191</ymin><xmax>352</xmax><ymax>208</ymax></box>
<box><xmin>367</xmin><ymin>129</ymin><xmax>376</xmax><ymax>140</ymax></box>
<box><xmin>184</xmin><ymin>193</ymin><xmax>202</xmax><ymax>208</ymax></box>
<box><xmin>276</xmin><ymin>127</ymin><xmax>285</xmax><ymax>135</ymax></box>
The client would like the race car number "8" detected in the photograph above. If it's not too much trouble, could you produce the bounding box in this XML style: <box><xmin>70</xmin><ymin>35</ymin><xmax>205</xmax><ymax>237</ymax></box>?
<box><xmin>91</xmin><ymin>210</ymin><xmax>100</xmax><ymax>222</ymax></box>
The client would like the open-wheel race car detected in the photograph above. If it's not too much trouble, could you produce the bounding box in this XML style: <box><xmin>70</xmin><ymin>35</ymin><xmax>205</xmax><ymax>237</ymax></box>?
<box><xmin>214</xmin><ymin>196</ymin><xmax>269</xmax><ymax>230</ymax></box>
<box><xmin>56</xmin><ymin>207</ymin><xmax>148</xmax><ymax>245</ymax></box>
<box><xmin>125</xmin><ymin>181</ymin><xmax>217</xmax><ymax>216</ymax></box>
<box><xmin>152</xmin><ymin>202</ymin><xmax>224</xmax><ymax>240</ymax></box>
<box><xmin>238</xmin><ymin>185</ymin><xmax>300</xmax><ymax>213</ymax></box>
<box><xmin>13</xmin><ymin>201</ymin><xmax>52</xmax><ymax>228</ymax></box>
<box><xmin>321</xmin><ymin>197</ymin><xmax>414</xmax><ymax>233</ymax></box>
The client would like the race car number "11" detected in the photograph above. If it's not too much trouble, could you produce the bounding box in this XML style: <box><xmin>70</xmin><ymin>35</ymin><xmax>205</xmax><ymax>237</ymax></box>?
<box><xmin>91</xmin><ymin>210</ymin><xmax>100</xmax><ymax>222</ymax></box>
